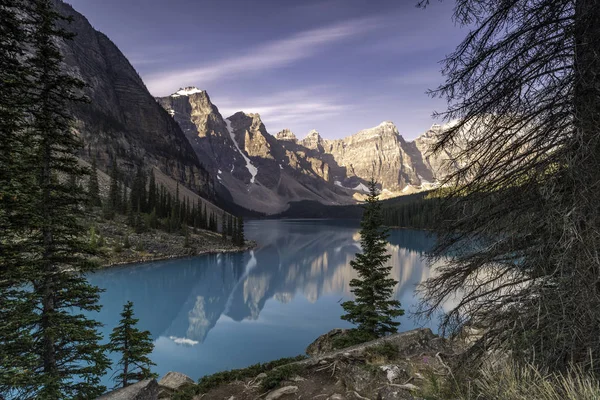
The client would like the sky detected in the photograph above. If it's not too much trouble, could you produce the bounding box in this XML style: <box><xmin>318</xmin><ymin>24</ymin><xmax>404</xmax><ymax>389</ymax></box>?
<box><xmin>65</xmin><ymin>0</ymin><xmax>466</xmax><ymax>140</ymax></box>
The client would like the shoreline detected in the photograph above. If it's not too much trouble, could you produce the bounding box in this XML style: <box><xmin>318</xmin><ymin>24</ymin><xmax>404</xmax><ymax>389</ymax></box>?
<box><xmin>98</xmin><ymin>241</ymin><xmax>257</xmax><ymax>269</ymax></box>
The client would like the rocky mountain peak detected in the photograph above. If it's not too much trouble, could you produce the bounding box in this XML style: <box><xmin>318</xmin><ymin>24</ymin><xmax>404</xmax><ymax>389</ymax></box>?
<box><xmin>306</xmin><ymin>129</ymin><xmax>320</xmax><ymax>138</ymax></box>
<box><xmin>352</xmin><ymin>121</ymin><xmax>399</xmax><ymax>142</ymax></box>
<box><xmin>301</xmin><ymin>129</ymin><xmax>325</xmax><ymax>152</ymax></box>
<box><xmin>276</xmin><ymin>129</ymin><xmax>297</xmax><ymax>142</ymax></box>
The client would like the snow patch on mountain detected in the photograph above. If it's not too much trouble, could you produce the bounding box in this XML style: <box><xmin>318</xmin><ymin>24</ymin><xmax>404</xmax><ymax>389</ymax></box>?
<box><xmin>225</xmin><ymin>117</ymin><xmax>258</xmax><ymax>184</ymax></box>
<box><xmin>171</xmin><ymin>86</ymin><xmax>203</xmax><ymax>97</ymax></box>
<box><xmin>354</xmin><ymin>183</ymin><xmax>370</xmax><ymax>192</ymax></box>
<box><xmin>335</xmin><ymin>180</ymin><xmax>369</xmax><ymax>193</ymax></box>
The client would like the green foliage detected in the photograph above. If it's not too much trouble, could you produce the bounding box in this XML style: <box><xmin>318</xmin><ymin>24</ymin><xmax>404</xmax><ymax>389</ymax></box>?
<box><xmin>107</xmin><ymin>158</ymin><xmax>120</xmax><ymax>217</ymax></box>
<box><xmin>364</xmin><ymin>341</ymin><xmax>399</xmax><ymax>362</ymax></box>
<box><xmin>382</xmin><ymin>196</ymin><xmax>442</xmax><ymax>230</ymax></box>
<box><xmin>108</xmin><ymin>301</ymin><xmax>157</xmax><ymax>389</ymax></box>
<box><xmin>134</xmin><ymin>241</ymin><xmax>144</xmax><ymax>252</ymax></box>
<box><xmin>183</xmin><ymin>225</ymin><xmax>191</xmax><ymax>248</ymax></box>
<box><xmin>123</xmin><ymin>235</ymin><xmax>131</xmax><ymax>249</ymax></box>
<box><xmin>97</xmin><ymin>234</ymin><xmax>106</xmax><ymax>248</ymax></box>
<box><xmin>260</xmin><ymin>364</ymin><xmax>304</xmax><ymax>391</ymax></box>
<box><xmin>232</xmin><ymin>216</ymin><xmax>245</xmax><ymax>246</ymax></box>
<box><xmin>87</xmin><ymin>157</ymin><xmax>101</xmax><ymax>207</ymax></box>
<box><xmin>193</xmin><ymin>355</ymin><xmax>307</xmax><ymax>394</ymax></box>
<box><xmin>0</xmin><ymin>1</ymin><xmax>110</xmax><ymax>397</ymax></box>
<box><xmin>221</xmin><ymin>212</ymin><xmax>227</xmax><ymax>240</ymax></box>
<box><xmin>331</xmin><ymin>329</ymin><xmax>376</xmax><ymax>351</ymax></box>
<box><xmin>341</xmin><ymin>179</ymin><xmax>404</xmax><ymax>338</ymax></box>
<box><xmin>170</xmin><ymin>383</ymin><xmax>200</xmax><ymax>400</ymax></box>
<box><xmin>89</xmin><ymin>226</ymin><xmax>100</xmax><ymax>249</ymax></box>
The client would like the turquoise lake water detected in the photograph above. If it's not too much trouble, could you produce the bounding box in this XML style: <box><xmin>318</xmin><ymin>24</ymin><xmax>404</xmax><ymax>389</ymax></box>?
<box><xmin>86</xmin><ymin>219</ymin><xmax>439</xmax><ymax>386</ymax></box>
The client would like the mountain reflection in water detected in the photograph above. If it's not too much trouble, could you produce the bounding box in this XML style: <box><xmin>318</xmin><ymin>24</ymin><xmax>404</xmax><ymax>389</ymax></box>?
<box><xmin>87</xmin><ymin>219</ymin><xmax>438</xmax><ymax>383</ymax></box>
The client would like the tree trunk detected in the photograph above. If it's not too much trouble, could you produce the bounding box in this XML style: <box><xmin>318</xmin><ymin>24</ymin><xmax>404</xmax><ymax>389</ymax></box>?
<box><xmin>569</xmin><ymin>0</ymin><xmax>600</xmax><ymax>364</ymax></box>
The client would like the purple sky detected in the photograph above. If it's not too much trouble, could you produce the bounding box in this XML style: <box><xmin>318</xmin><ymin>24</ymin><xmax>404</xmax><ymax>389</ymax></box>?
<box><xmin>65</xmin><ymin>0</ymin><xmax>466</xmax><ymax>140</ymax></box>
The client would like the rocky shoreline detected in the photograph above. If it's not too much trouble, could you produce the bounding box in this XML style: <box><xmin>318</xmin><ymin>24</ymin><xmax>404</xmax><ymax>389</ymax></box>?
<box><xmin>99</xmin><ymin>241</ymin><xmax>257</xmax><ymax>269</ymax></box>
<box><xmin>98</xmin><ymin>328</ymin><xmax>460</xmax><ymax>400</ymax></box>
<box><xmin>86</xmin><ymin>213</ymin><xmax>257</xmax><ymax>269</ymax></box>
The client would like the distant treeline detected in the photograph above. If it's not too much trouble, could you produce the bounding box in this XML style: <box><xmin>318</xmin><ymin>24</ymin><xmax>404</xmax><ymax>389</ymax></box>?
<box><xmin>274</xmin><ymin>191</ymin><xmax>441</xmax><ymax>230</ymax></box>
<box><xmin>381</xmin><ymin>196</ymin><xmax>441</xmax><ymax>230</ymax></box>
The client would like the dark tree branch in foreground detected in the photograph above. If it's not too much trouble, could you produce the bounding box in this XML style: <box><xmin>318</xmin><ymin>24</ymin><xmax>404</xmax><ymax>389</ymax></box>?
<box><xmin>417</xmin><ymin>0</ymin><xmax>600</xmax><ymax>373</ymax></box>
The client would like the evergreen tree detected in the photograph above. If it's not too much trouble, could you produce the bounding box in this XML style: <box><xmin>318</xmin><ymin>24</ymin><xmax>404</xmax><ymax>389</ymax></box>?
<box><xmin>231</xmin><ymin>218</ymin><xmax>238</xmax><ymax>246</ymax></box>
<box><xmin>134</xmin><ymin>203</ymin><xmax>145</xmax><ymax>234</ymax></box>
<box><xmin>221</xmin><ymin>213</ymin><xmax>227</xmax><ymax>240</ymax></box>
<box><xmin>234</xmin><ymin>216</ymin><xmax>245</xmax><ymax>246</ymax></box>
<box><xmin>227</xmin><ymin>214</ymin><xmax>234</xmax><ymax>237</ymax></box>
<box><xmin>120</xmin><ymin>183</ymin><xmax>128</xmax><ymax>215</ymax></box>
<box><xmin>0</xmin><ymin>1</ymin><xmax>40</xmax><ymax>396</ymax></box>
<box><xmin>174</xmin><ymin>182</ymin><xmax>180</xmax><ymax>221</ymax></box>
<box><xmin>147</xmin><ymin>170</ymin><xmax>156</xmax><ymax>212</ymax></box>
<box><xmin>1</xmin><ymin>2</ymin><xmax>111</xmax><ymax>397</ymax></box>
<box><xmin>108</xmin><ymin>302</ymin><xmax>157</xmax><ymax>389</ymax></box>
<box><xmin>183</xmin><ymin>224</ymin><xmax>190</xmax><ymax>248</ymax></box>
<box><xmin>87</xmin><ymin>157</ymin><xmax>101</xmax><ymax>207</ymax></box>
<box><xmin>108</xmin><ymin>158</ymin><xmax>120</xmax><ymax>215</ymax></box>
<box><xmin>130</xmin><ymin>165</ymin><xmax>146</xmax><ymax>214</ymax></box>
<box><xmin>341</xmin><ymin>180</ymin><xmax>403</xmax><ymax>338</ymax></box>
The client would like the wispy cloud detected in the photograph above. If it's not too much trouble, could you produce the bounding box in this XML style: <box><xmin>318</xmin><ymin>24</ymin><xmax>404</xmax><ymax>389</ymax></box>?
<box><xmin>389</xmin><ymin>67</ymin><xmax>443</xmax><ymax>87</ymax></box>
<box><xmin>144</xmin><ymin>16</ymin><xmax>383</xmax><ymax>96</ymax></box>
<box><xmin>215</xmin><ymin>86</ymin><xmax>352</xmax><ymax>136</ymax></box>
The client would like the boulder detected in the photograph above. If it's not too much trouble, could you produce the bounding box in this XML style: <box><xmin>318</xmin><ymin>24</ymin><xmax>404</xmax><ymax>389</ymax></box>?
<box><xmin>96</xmin><ymin>379</ymin><xmax>159</xmax><ymax>400</ymax></box>
<box><xmin>306</xmin><ymin>328</ymin><xmax>351</xmax><ymax>356</ymax></box>
<box><xmin>157</xmin><ymin>371</ymin><xmax>194</xmax><ymax>397</ymax></box>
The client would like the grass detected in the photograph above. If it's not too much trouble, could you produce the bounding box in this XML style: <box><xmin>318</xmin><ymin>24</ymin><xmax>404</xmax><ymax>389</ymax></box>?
<box><xmin>466</xmin><ymin>360</ymin><xmax>600</xmax><ymax>400</ymax></box>
<box><xmin>331</xmin><ymin>329</ymin><xmax>376</xmax><ymax>351</ymax></box>
<box><xmin>260</xmin><ymin>364</ymin><xmax>304</xmax><ymax>391</ymax></box>
<box><xmin>178</xmin><ymin>355</ymin><xmax>307</xmax><ymax>400</ymax></box>
<box><xmin>364</xmin><ymin>341</ymin><xmax>399</xmax><ymax>363</ymax></box>
<box><xmin>418</xmin><ymin>358</ymin><xmax>600</xmax><ymax>400</ymax></box>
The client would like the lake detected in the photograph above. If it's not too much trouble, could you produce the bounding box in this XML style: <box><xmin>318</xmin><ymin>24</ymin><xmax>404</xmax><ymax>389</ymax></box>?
<box><xmin>87</xmin><ymin>219</ymin><xmax>439</xmax><ymax>387</ymax></box>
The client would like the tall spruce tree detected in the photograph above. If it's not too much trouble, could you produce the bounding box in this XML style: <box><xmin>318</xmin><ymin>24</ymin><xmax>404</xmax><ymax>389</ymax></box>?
<box><xmin>87</xmin><ymin>157</ymin><xmax>101</xmax><ymax>207</ymax></box>
<box><xmin>341</xmin><ymin>180</ymin><xmax>403</xmax><ymax>338</ymax></box>
<box><xmin>0</xmin><ymin>0</ymin><xmax>39</xmax><ymax>396</ymax></box>
<box><xmin>1</xmin><ymin>1</ymin><xmax>110</xmax><ymax>398</ymax></box>
<box><xmin>234</xmin><ymin>216</ymin><xmax>245</xmax><ymax>247</ymax></box>
<box><xmin>227</xmin><ymin>214</ymin><xmax>234</xmax><ymax>237</ymax></box>
<box><xmin>106</xmin><ymin>158</ymin><xmax>120</xmax><ymax>218</ymax></box>
<box><xmin>221</xmin><ymin>213</ymin><xmax>227</xmax><ymax>240</ymax></box>
<box><xmin>417</xmin><ymin>0</ymin><xmax>600</xmax><ymax>372</ymax></box>
<box><xmin>147</xmin><ymin>170</ymin><xmax>156</xmax><ymax>212</ymax></box>
<box><xmin>108</xmin><ymin>302</ymin><xmax>157</xmax><ymax>389</ymax></box>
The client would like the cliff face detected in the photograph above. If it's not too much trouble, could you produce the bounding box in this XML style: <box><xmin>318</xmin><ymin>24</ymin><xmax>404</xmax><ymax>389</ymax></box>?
<box><xmin>156</xmin><ymin>90</ymin><xmax>355</xmax><ymax>214</ymax></box>
<box><xmin>320</xmin><ymin>121</ymin><xmax>434</xmax><ymax>191</ymax></box>
<box><xmin>53</xmin><ymin>1</ymin><xmax>212</xmax><ymax>197</ymax></box>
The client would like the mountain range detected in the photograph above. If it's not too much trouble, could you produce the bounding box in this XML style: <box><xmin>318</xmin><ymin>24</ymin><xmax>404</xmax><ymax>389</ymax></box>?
<box><xmin>157</xmin><ymin>87</ymin><xmax>452</xmax><ymax>214</ymax></box>
<box><xmin>54</xmin><ymin>0</ymin><xmax>452</xmax><ymax>216</ymax></box>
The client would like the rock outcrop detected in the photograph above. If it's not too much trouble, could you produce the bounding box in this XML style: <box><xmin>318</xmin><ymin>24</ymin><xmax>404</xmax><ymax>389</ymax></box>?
<box><xmin>168</xmin><ymin>328</ymin><xmax>455</xmax><ymax>400</ymax></box>
<box><xmin>96</xmin><ymin>379</ymin><xmax>159</xmax><ymax>400</ymax></box>
<box><xmin>305</xmin><ymin>328</ymin><xmax>351</xmax><ymax>356</ymax></box>
<box><xmin>53</xmin><ymin>1</ymin><xmax>212</xmax><ymax>199</ymax></box>
<box><xmin>157</xmin><ymin>372</ymin><xmax>195</xmax><ymax>398</ymax></box>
